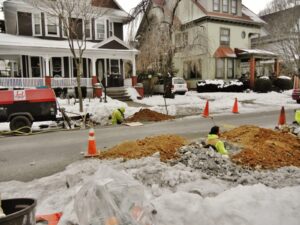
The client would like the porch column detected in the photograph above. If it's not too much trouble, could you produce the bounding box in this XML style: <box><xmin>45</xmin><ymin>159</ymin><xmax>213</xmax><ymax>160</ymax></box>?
<box><xmin>249</xmin><ymin>56</ymin><xmax>256</xmax><ymax>90</ymax></box>
<box><xmin>44</xmin><ymin>56</ymin><xmax>51</xmax><ymax>88</ymax></box>
<box><xmin>131</xmin><ymin>56</ymin><xmax>137</xmax><ymax>87</ymax></box>
<box><xmin>274</xmin><ymin>58</ymin><xmax>280</xmax><ymax>77</ymax></box>
<box><xmin>91</xmin><ymin>58</ymin><xmax>97</xmax><ymax>86</ymax></box>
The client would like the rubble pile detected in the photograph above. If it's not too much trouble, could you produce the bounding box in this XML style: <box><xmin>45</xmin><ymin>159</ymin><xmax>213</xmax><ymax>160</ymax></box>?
<box><xmin>222</xmin><ymin>125</ymin><xmax>300</xmax><ymax>169</ymax></box>
<box><xmin>126</xmin><ymin>109</ymin><xmax>175</xmax><ymax>122</ymax></box>
<box><xmin>100</xmin><ymin>135</ymin><xmax>187</xmax><ymax>162</ymax></box>
<box><xmin>171</xmin><ymin>142</ymin><xmax>300</xmax><ymax>188</ymax></box>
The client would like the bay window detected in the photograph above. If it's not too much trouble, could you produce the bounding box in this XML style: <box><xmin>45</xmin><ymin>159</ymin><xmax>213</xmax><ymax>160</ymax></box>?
<box><xmin>213</xmin><ymin>0</ymin><xmax>220</xmax><ymax>11</ymax></box>
<box><xmin>227</xmin><ymin>59</ymin><xmax>235</xmax><ymax>78</ymax></box>
<box><xmin>231</xmin><ymin>0</ymin><xmax>237</xmax><ymax>14</ymax></box>
<box><xmin>223</xmin><ymin>0</ymin><xmax>229</xmax><ymax>12</ymax></box>
<box><xmin>216</xmin><ymin>58</ymin><xmax>225</xmax><ymax>79</ymax></box>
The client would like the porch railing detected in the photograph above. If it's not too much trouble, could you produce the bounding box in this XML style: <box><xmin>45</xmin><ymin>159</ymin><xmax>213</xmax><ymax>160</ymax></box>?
<box><xmin>51</xmin><ymin>78</ymin><xmax>92</xmax><ymax>88</ymax></box>
<box><xmin>0</xmin><ymin>77</ymin><xmax>92</xmax><ymax>88</ymax></box>
<box><xmin>0</xmin><ymin>77</ymin><xmax>45</xmax><ymax>88</ymax></box>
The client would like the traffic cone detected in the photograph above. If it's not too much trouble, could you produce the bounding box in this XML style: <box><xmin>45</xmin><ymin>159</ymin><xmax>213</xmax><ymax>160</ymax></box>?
<box><xmin>202</xmin><ymin>100</ymin><xmax>209</xmax><ymax>118</ymax></box>
<box><xmin>278</xmin><ymin>106</ymin><xmax>286</xmax><ymax>126</ymax></box>
<box><xmin>85</xmin><ymin>128</ymin><xmax>99</xmax><ymax>157</ymax></box>
<box><xmin>232</xmin><ymin>98</ymin><xmax>239</xmax><ymax>114</ymax></box>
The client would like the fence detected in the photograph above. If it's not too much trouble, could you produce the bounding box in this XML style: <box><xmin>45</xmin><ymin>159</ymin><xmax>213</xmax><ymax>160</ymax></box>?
<box><xmin>0</xmin><ymin>78</ymin><xmax>44</xmax><ymax>88</ymax></box>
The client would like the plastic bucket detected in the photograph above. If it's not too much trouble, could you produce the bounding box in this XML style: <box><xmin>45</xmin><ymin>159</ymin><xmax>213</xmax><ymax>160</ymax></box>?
<box><xmin>0</xmin><ymin>198</ymin><xmax>37</xmax><ymax>225</ymax></box>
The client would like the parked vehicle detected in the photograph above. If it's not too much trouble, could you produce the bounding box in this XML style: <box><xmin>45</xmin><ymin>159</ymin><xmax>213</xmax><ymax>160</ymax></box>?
<box><xmin>292</xmin><ymin>89</ymin><xmax>300</xmax><ymax>103</ymax></box>
<box><xmin>0</xmin><ymin>88</ymin><xmax>57</xmax><ymax>132</ymax></box>
<box><xmin>153</xmin><ymin>77</ymin><xmax>188</xmax><ymax>95</ymax></box>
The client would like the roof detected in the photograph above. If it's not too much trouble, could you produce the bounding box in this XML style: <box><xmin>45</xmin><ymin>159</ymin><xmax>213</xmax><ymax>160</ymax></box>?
<box><xmin>214</xmin><ymin>46</ymin><xmax>236</xmax><ymax>58</ymax></box>
<box><xmin>235</xmin><ymin>48</ymin><xmax>277</xmax><ymax>58</ymax></box>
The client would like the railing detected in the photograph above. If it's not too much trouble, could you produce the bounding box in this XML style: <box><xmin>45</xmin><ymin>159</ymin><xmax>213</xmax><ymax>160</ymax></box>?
<box><xmin>0</xmin><ymin>77</ymin><xmax>92</xmax><ymax>88</ymax></box>
<box><xmin>0</xmin><ymin>77</ymin><xmax>45</xmax><ymax>88</ymax></box>
<box><xmin>51</xmin><ymin>78</ymin><xmax>92</xmax><ymax>88</ymax></box>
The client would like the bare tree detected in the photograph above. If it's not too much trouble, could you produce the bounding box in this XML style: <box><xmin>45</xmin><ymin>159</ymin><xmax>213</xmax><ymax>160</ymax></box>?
<box><xmin>31</xmin><ymin>0</ymin><xmax>110</xmax><ymax>112</ymax></box>
<box><xmin>131</xmin><ymin>0</ymin><xmax>182</xmax><ymax>75</ymax></box>
<box><xmin>259</xmin><ymin>0</ymin><xmax>300</xmax><ymax>75</ymax></box>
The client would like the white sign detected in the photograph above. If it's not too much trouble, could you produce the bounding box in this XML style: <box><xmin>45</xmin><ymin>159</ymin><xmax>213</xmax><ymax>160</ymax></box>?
<box><xmin>13</xmin><ymin>90</ymin><xmax>26</xmax><ymax>101</ymax></box>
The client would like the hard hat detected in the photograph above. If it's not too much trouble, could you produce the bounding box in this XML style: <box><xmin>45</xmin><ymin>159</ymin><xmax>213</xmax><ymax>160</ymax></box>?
<box><xmin>119</xmin><ymin>107</ymin><xmax>125</xmax><ymax>113</ymax></box>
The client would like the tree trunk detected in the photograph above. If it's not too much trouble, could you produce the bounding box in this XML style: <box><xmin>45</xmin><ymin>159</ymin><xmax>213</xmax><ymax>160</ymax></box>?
<box><xmin>76</xmin><ymin>59</ymin><xmax>84</xmax><ymax>112</ymax></box>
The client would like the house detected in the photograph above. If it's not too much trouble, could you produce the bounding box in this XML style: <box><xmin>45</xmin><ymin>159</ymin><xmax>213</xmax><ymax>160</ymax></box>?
<box><xmin>133</xmin><ymin>0</ymin><xmax>279</xmax><ymax>89</ymax></box>
<box><xmin>252</xmin><ymin>4</ymin><xmax>300</xmax><ymax>76</ymax></box>
<box><xmin>0</xmin><ymin>0</ymin><xmax>138</xmax><ymax>96</ymax></box>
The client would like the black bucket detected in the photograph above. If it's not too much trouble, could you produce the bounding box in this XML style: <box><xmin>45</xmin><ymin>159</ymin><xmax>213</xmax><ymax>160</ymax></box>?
<box><xmin>0</xmin><ymin>198</ymin><xmax>37</xmax><ymax>225</ymax></box>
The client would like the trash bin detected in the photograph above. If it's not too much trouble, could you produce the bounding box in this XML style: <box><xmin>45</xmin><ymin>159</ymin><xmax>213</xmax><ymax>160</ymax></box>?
<box><xmin>93</xmin><ymin>83</ymin><xmax>102</xmax><ymax>98</ymax></box>
<box><xmin>0</xmin><ymin>198</ymin><xmax>37</xmax><ymax>225</ymax></box>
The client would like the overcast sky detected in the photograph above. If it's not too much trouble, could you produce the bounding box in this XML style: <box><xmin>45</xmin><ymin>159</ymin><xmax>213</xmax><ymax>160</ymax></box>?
<box><xmin>116</xmin><ymin>0</ymin><xmax>274</xmax><ymax>14</ymax></box>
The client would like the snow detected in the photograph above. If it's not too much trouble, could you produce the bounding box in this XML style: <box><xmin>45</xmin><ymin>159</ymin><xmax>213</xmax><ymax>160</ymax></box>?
<box><xmin>0</xmin><ymin>157</ymin><xmax>299</xmax><ymax>225</ymax></box>
<box><xmin>259</xmin><ymin>76</ymin><xmax>270</xmax><ymax>80</ymax></box>
<box><xmin>0</xmin><ymin>90</ymin><xmax>299</xmax><ymax>132</ymax></box>
<box><xmin>242</xmin><ymin>6</ymin><xmax>266</xmax><ymax>24</ymax></box>
<box><xmin>279</xmin><ymin>75</ymin><xmax>292</xmax><ymax>80</ymax></box>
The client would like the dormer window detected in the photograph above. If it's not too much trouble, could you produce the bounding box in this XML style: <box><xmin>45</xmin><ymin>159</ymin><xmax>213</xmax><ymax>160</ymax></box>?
<box><xmin>231</xmin><ymin>0</ymin><xmax>237</xmax><ymax>14</ymax></box>
<box><xmin>95</xmin><ymin>19</ymin><xmax>105</xmax><ymax>40</ymax></box>
<box><xmin>45</xmin><ymin>14</ymin><xmax>59</xmax><ymax>37</ymax></box>
<box><xmin>222</xmin><ymin>0</ymin><xmax>229</xmax><ymax>13</ymax></box>
<box><xmin>213</xmin><ymin>0</ymin><xmax>220</xmax><ymax>11</ymax></box>
<box><xmin>32</xmin><ymin>13</ymin><xmax>42</xmax><ymax>36</ymax></box>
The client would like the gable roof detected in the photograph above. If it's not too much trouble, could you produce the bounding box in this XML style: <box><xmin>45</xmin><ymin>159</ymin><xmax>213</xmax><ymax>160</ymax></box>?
<box><xmin>93</xmin><ymin>36</ymin><xmax>131</xmax><ymax>50</ymax></box>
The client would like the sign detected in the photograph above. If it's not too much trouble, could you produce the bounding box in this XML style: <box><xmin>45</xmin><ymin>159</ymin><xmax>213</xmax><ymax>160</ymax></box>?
<box><xmin>13</xmin><ymin>90</ymin><xmax>26</xmax><ymax>101</ymax></box>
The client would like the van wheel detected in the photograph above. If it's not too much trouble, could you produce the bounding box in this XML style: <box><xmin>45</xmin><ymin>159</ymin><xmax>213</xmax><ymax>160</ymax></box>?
<box><xmin>9</xmin><ymin>116</ymin><xmax>32</xmax><ymax>133</ymax></box>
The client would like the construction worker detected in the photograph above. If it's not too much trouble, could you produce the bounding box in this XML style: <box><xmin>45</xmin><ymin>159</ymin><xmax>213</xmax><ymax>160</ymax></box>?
<box><xmin>295</xmin><ymin>109</ymin><xmax>300</xmax><ymax>125</ymax></box>
<box><xmin>206</xmin><ymin>126</ymin><xmax>228</xmax><ymax>155</ymax></box>
<box><xmin>111</xmin><ymin>107</ymin><xmax>125</xmax><ymax>125</ymax></box>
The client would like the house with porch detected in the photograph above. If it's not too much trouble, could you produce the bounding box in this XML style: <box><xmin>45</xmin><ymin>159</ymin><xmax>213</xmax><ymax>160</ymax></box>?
<box><xmin>134</xmin><ymin>0</ymin><xmax>279</xmax><ymax>89</ymax></box>
<box><xmin>0</xmin><ymin>0</ymin><xmax>138</xmax><ymax>97</ymax></box>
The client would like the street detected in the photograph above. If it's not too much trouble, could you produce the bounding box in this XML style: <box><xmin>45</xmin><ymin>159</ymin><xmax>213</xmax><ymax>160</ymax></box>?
<box><xmin>0</xmin><ymin>109</ymin><xmax>296</xmax><ymax>182</ymax></box>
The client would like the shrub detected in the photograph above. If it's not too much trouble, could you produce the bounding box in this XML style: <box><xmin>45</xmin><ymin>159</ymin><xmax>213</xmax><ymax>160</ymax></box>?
<box><xmin>254</xmin><ymin>77</ymin><xmax>272</xmax><ymax>93</ymax></box>
<box><xmin>273</xmin><ymin>76</ymin><xmax>293</xmax><ymax>91</ymax></box>
<box><xmin>197</xmin><ymin>80</ymin><xmax>245</xmax><ymax>93</ymax></box>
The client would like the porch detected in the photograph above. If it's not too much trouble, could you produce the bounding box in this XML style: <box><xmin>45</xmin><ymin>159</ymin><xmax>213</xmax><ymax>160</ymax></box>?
<box><xmin>0</xmin><ymin>34</ymin><xmax>138</xmax><ymax>91</ymax></box>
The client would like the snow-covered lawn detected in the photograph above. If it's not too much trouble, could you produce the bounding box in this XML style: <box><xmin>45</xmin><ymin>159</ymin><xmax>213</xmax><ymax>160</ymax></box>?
<box><xmin>0</xmin><ymin>89</ymin><xmax>299</xmax><ymax>132</ymax></box>
<box><xmin>1</xmin><ymin>157</ymin><xmax>299</xmax><ymax>225</ymax></box>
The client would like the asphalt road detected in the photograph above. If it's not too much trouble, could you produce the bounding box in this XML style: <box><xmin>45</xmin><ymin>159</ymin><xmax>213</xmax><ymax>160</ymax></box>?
<box><xmin>0</xmin><ymin>109</ymin><xmax>296</xmax><ymax>182</ymax></box>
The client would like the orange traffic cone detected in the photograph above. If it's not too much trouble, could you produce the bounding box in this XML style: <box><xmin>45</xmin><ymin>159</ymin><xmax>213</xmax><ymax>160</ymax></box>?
<box><xmin>202</xmin><ymin>100</ymin><xmax>209</xmax><ymax>118</ymax></box>
<box><xmin>85</xmin><ymin>128</ymin><xmax>100</xmax><ymax>157</ymax></box>
<box><xmin>232</xmin><ymin>98</ymin><xmax>239</xmax><ymax>114</ymax></box>
<box><xmin>278</xmin><ymin>106</ymin><xmax>286</xmax><ymax>126</ymax></box>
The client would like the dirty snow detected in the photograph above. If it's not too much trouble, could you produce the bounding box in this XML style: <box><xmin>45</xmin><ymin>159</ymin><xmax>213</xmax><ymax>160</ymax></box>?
<box><xmin>0</xmin><ymin>152</ymin><xmax>300</xmax><ymax>225</ymax></box>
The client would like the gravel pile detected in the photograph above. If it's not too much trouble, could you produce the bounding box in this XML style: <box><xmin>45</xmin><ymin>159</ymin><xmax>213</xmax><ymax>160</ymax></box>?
<box><xmin>170</xmin><ymin>142</ymin><xmax>300</xmax><ymax>188</ymax></box>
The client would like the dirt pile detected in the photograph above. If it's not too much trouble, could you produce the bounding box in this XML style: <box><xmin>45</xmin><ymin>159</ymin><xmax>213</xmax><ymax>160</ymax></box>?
<box><xmin>126</xmin><ymin>109</ymin><xmax>175</xmax><ymax>122</ymax></box>
<box><xmin>222</xmin><ymin>125</ymin><xmax>300</xmax><ymax>169</ymax></box>
<box><xmin>99</xmin><ymin>135</ymin><xmax>187</xmax><ymax>162</ymax></box>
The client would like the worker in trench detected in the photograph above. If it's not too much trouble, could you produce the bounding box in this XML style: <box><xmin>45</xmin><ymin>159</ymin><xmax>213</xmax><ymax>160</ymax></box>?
<box><xmin>205</xmin><ymin>126</ymin><xmax>229</xmax><ymax>155</ymax></box>
<box><xmin>110</xmin><ymin>107</ymin><xmax>126</xmax><ymax>125</ymax></box>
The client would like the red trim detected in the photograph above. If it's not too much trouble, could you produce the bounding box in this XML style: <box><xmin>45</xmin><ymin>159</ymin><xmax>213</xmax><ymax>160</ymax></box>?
<box><xmin>36</xmin><ymin>212</ymin><xmax>62</xmax><ymax>225</ymax></box>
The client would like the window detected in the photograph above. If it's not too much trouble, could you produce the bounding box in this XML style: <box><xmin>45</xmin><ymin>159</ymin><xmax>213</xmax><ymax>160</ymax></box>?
<box><xmin>32</xmin><ymin>13</ymin><xmax>42</xmax><ymax>36</ymax></box>
<box><xmin>231</xmin><ymin>0</ymin><xmax>237</xmax><ymax>14</ymax></box>
<box><xmin>110</xmin><ymin>59</ymin><xmax>120</xmax><ymax>74</ymax></box>
<box><xmin>227</xmin><ymin>59</ymin><xmax>234</xmax><ymax>78</ymax></box>
<box><xmin>241</xmin><ymin>31</ymin><xmax>246</xmax><ymax>39</ymax></box>
<box><xmin>216</xmin><ymin>58</ymin><xmax>225</xmax><ymax>78</ymax></box>
<box><xmin>85</xmin><ymin>20</ymin><xmax>92</xmax><ymax>39</ymax></box>
<box><xmin>183</xmin><ymin>59</ymin><xmax>202</xmax><ymax>79</ymax></box>
<box><xmin>220</xmin><ymin>28</ymin><xmax>230</xmax><ymax>46</ymax></box>
<box><xmin>108</xmin><ymin>21</ymin><xmax>114</xmax><ymax>37</ymax></box>
<box><xmin>222</xmin><ymin>0</ymin><xmax>229</xmax><ymax>12</ymax></box>
<box><xmin>95</xmin><ymin>19</ymin><xmax>105</xmax><ymax>40</ymax></box>
<box><xmin>30</xmin><ymin>57</ymin><xmax>41</xmax><ymax>78</ymax></box>
<box><xmin>46</xmin><ymin>15</ymin><xmax>59</xmax><ymax>36</ymax></box>
<box><xmin>213</xmin><ymin>0</ymin><xmax>220</xmax><ymax>11</ymax></box>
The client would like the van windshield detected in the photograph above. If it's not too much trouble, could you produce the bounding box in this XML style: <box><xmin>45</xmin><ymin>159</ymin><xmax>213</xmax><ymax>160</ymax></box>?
<box><xmin>173</xmin><ymin>78</ymin><xmax>185</xmax><ymax>84</ymax></box>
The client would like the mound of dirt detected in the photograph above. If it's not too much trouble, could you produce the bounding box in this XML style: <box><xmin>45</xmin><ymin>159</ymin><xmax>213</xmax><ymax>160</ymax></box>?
<box><xmin>222</xmin><ymin>125</ymin><xmax>300</xmax><ymax>169</ymax></box>
<box><xmin>126</xmin><ymin>109</ymin><xmax>175</xmax><ymax>122</ymax></box>
<box><xmin>99</xmin><ymin>135</ymin><xmax>187</xmax><ymax>162</ymax></box>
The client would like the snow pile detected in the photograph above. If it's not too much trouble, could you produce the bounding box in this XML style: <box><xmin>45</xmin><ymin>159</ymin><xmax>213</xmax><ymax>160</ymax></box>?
<box><xmin>1</xmin><ymin>154</ymin><xmax>300</xmax><ymax>225</ymax></box>
<box><xmin>259</xmin><ymin>76</ymin><xmax>270</xmax><ymax>80</ymax></box>
<box><xmin>278</xmin><ymin>75</ymin><xmax>292</xmax><ymax>80</ymax></box>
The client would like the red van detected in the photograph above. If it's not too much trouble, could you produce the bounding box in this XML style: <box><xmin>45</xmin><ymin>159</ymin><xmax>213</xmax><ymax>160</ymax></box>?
<box><xmin>292</xmin><ymin>89</ymin><xmax>300</xmax><ymax>104</ymax></box>
<box><xmin>0</xmin><ymin>89</ymin><xmax>57</xmax><ymax>132</ymax></box>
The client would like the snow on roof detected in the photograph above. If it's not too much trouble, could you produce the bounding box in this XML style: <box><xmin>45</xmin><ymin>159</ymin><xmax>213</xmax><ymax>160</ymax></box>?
<box><xmin>237</xmin><ymin>48</ymin><xmax>277</xmax><ymax>56</ymax></box>
<box><xmin>0</xmin><ymin>33</ymin><xmax>137</xmax><ymax>52</ymax></box>
<box><xmin>242</xmin><ymin>6</ymin><xmax>266</xmax><ymax>24</ymax></box>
